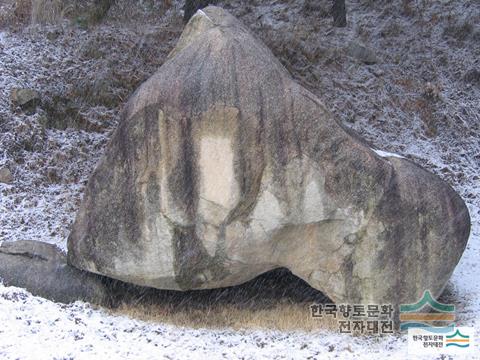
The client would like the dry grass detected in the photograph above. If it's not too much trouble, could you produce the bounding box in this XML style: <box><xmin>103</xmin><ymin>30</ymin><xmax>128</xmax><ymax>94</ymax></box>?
<box><xmin>14</xmin><ymin>0</ymin><xmax>31</xmax><ymax>22</ymax></box>
<box><xmin>443</xmin><ymin>20</ymin><xmax>474</xmax><ymax>42</ymax></box>
<box><xmin>31</xmin><ymin>0</ymin><xmax>70</xmax><ymax>24</ymax></box>
<box><xmin>104</xmin><ymin>269</ymin><xmax>402</xmax><ymax>334</ymax></box>
<box><xmin>0</xmin><ymin>0</ymin><xmax>29</xmax><ymax>27</ymax></box>
<box><xmin>0</xmin><ymin>0</ymin><xmax>70</xmax><ymax>26</ymax></box>
<box><xmin>113</xmin><ymin>301</ymin><xmax>338</xmax><ymax>332</ymax></box>
<box><xmin>105</xmin><ymin>268</ymin><xmax>336</xmax><ymax>331</ymax></box>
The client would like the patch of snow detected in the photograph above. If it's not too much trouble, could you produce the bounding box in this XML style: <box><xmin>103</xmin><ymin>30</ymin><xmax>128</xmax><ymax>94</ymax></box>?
<box><xmin>371</xmin><ymin>148</ymin><xmax>405</xmax><ymax>159</ymax></box>
<box><xmin>197</xmin><ymin>9</ymin><xmax>213</xmax><ymax>22</ymax></box>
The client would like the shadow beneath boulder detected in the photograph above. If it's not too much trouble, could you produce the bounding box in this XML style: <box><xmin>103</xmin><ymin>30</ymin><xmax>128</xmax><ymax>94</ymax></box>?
<box><xmin>109</xmin><ymin>268</ymin><xmax>332</xmax><ymax>311</ymax></box>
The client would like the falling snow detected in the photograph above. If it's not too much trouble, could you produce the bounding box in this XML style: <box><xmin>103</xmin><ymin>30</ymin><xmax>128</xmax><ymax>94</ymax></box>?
<box><xmin>0</xmin><ymin>0</ymin><xmax>479</xmax><ymax>359</ymax></box>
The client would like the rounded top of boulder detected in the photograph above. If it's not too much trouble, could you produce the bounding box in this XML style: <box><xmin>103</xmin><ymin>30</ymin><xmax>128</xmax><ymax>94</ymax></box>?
<box><xmin>125</xmin><ymin>5</ymin><xmax>297</xmax><ymax>123</ymax></box>
<box><xmin>168</xmin><ymin>6</ymin><xmax>253</xmax><ymax>59</ymax></box>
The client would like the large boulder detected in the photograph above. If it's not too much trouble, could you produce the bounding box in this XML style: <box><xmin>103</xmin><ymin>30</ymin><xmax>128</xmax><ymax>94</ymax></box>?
<box><xmin>0</xmin><ymin>241</ymin><xmax>111</xmax><ymax>305</ymax></box>
<box><xmin>67</xmin><ymin>6</ymin><xmax>470</xmax><ymax>307</ymax></box>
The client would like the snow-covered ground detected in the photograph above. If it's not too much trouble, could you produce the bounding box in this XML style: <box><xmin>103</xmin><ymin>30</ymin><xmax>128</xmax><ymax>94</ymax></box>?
<box><xmin>0</xmin><ymin>285</ymin><xmax>406</xmax><ymax>359</ymax></box>
<box><xmin>0</xmin><ymin>286</ymin><xmax>404</xmax><ymax>360</ymax></box>
<box><xmin>0</xmin><ymin>1</ymin><xmax>479</xmax><ymax>358</ymax></box>
<box><xmin>0</xmin><ymin>27</ymin><xmax>110</xmax><ymax>248</ymax></box>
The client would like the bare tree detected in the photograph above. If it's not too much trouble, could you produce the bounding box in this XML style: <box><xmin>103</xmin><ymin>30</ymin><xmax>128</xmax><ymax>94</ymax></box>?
<box><xmin>89</xmin><ymin>0</ymin><xmax>115</xmax><ymax>23</ymax></box>
<box><xmin>332</xmin><ymin>0</ymin><xmax>347</xmax><ymax>27</ymax></box>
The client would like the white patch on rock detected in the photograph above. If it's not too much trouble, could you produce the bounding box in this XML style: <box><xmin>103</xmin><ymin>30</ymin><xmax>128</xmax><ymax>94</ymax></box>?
<box><xmin>198</xmin><ymin>222</ymin><xmax>218</xmax><ymax>257</ymax></box>
<box><xmin>199</xmin><ymin>136</ymin><xmax>238</xmax><ymax>210</ymax></box>
<box><xmin>372</xmin><ymin>148</ymin><xmax>405</xmax><ymax>159</ymax></box>
<box><xmin>198</xmin><ymin>198</ymin><xmax>229</xmax><ymax>226</ymax></box>
<box><xmin>303</xmin><ymin>180</ymin><xmax>325</xmax><ymax>222</ymax></box>
<box><xmin>145</xmin><ymin>214</ymin><xmax>175</xmax><ymax>277</ymax></box>
<box><xmin>251</xmin><ymin>189</ymin><xmax>284</xmax><ymax>234</ymax></box>
<box><xmin>114</xmin><ymin>215</ymin><xmax>175</xmax><ymax>281</ymax></box>
<box><xmin>197</xmin><ymin>9</ymin><xmax>213</xmax><ymax>22</ymax></box>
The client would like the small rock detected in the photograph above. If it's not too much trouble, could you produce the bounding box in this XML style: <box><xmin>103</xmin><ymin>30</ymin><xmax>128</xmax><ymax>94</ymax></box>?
<box><xmin>46</xmin><ymin>29</ymin><xmax>62</xmax><ymax>41</ymax></box>
<box><xmin>464</xmin><ymin>68</ymin><xmax>480</xmax><ymax>85</ymax></box>
<box><xmin>423</xmin><ymin>82</ymin><xmax>442</xmax><ymax>100</ymax></box>
<box><xmin>0</xmin><ymin>241</ymin><xmax>112</xmax><ymax>305</ymax></box>
<box><xmin>0</xmin><ymin>167</ymin><xmax>13</xmax><ymax>184</ymax></box>
<box><xmin>38</xmin><ymin>115</ymin><xmax>49</xmax><ymax>128</ymax></box>
<box><xmin>46</xmin><ymin>167</ymin><xmax>61</xmax><ymax>183</ymax></box>
<box><xmin>41</xmin><ymin>96</ymin><xmax>105</xmax><ymax>132</ymax></box>
<box><xmin>347</xmin><ymin>41</ymin><xmax>378</xmax><ymax>65</ymax></box>
<box><xmin>10</xmin><ymin>88</ymin><xmax>41</xmax><ymax>114</ymax></box>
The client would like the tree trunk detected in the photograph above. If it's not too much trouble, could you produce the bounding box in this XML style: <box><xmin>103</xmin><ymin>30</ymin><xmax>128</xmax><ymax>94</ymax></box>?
<box><xmin>90</xmin><ymin>0</ymin><xmax>115</xmax><ymax>23</ymax></box>
<box><xmin>332</xmin><ymin>0</ymin><xmax>347</xmax><ymax>27</ymax></box>
<box><xmin>184</xmin><ymin>0</ymin><xmax>212</xmax><ymax>23</ymax></box>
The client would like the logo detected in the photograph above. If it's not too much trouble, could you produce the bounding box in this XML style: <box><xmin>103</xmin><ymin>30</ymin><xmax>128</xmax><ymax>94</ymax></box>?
<box><xmin>402</xmin><ymin>290</ymin><xmax>474</xmax><ymax>355</ymax></box>
<box><xmin>399</xmin><ymin>290</ymin><xmax>455</xmax><ymax>331</ymax></box>
<box><xmin>408</xmin><ymin>327</ymin><xmax>474</xmax><ymax>355</ymax></box>
<box><xmin>446</xmin><ymin>329</ymin><xmax>470</xmax><ymax>348</ymax></box>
